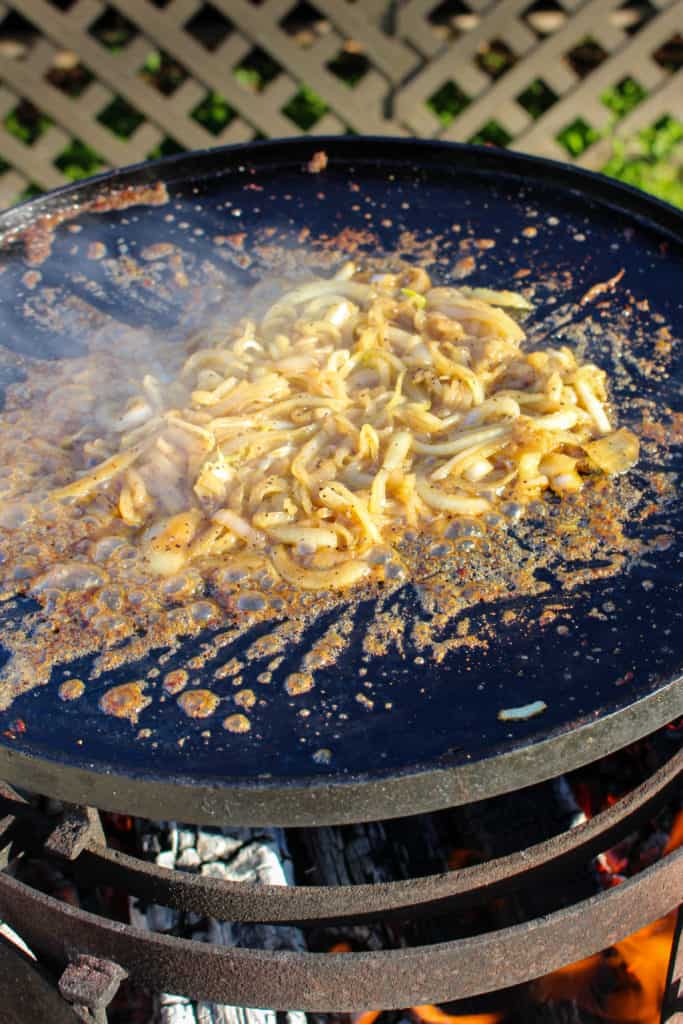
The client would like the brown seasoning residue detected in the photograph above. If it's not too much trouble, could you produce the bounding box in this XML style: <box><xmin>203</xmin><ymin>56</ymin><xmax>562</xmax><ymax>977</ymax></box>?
<box><xmin>16</xmin><ymin>182</ymin><xmax>169</xmax><ymax>266</ymax></box>
<box><xmin>177</xmin><ymin>689</ymin><xmax>219</xmax><ymax>718</ymax></box>
<box><xmin>223</xmin><ymin>713</ymin><xmax>251</xmax><ymax>733</ymax></box>
<box><xmin>285</xmin><ymin>672</ymin><xmax>314</xmax><ymax>696</ymax></box>
<box><xmin>0</xmin><ymin>233</ymin><xmax>677</xmax><ymax>755</ymax></box>
<box><xmin>58</xmin><ymin>678</ymin><xmax>85</xmax><ymax>701</ymax></box>
<box><xmin>163</xmin><ymin>669</ymin><xmax>189</xmax><ymax>695</ymax></box>
<box><xmin>307</xmin><ymin>150</ymin><xmax>328</xmax><ymax>174</ymax></box>
<box><xmin>99</xmin><ymin>681</ymin><xmax>151</xmax><ymax>724</ymax></box>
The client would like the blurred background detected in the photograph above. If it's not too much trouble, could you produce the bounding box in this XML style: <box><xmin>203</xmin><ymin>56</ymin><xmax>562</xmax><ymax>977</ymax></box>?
<box><xmin>0</xmin><ymin>0</ymin><xmax>680</xmax><ymax>207</ymax></box>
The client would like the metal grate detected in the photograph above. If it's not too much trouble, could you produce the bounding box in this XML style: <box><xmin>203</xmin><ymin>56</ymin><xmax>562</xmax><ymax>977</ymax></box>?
<box><xmin>0</xmin><ymin>0</ymin><xmax>680</xmax><ymax>205</ymax></box>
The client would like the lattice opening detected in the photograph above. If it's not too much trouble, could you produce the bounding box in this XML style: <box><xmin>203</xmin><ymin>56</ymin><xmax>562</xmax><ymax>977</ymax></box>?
<box><xmin>522</xmin><ymin>1</ymin><xmax>566</xmax><ymax>38</ymax></box>
<box><xmin>45</xmin><ymin>58</ymin><xmax>94</xmax><ymax>98</ymax></box>
<box><xmin>185</xmin><ymin>3</ymin><xmax>233</xmax><ymax>52</ymax></box>
<box><xmin>565</xmin><ymin>36</ymin><xmax>609</xmax><ymax>78</ymax></box>
<box><xmin>428</xmin><ymin>1</ymin><xmax>478</xmax><ymax>42</ymax></box>
<box><xmin>327</xmin><ymin>47</ymin><xmax>370</xmax><ymax>87</ymax></box>
<box><xmin>556</xmin><ymin>117</ymin><xmax>599</xmax><ymax>157</ymax></box>
<box><xmin>428</xmin><ymin>81</ymin><xmax>470</xmax><ymax>127</ymax></box>
<box><xmin>45</xmin><ymin>0</ymin><xmax>78</xmax><ymax>10</ymax></box>
<box><xmin>147</xmin><ymin>137</ymin><xmax>186</xmax><ymax>161</ymax></box>
<box><xmin>139</xmin><ymin>51</ymin><xmax>189</xmax><ymax>96</ymax></box>
<box><xmin>0</xmin><ymin>9</ymin><xmax>37</xmax><ymax>60</ymax></box>
<box><xmin>234</xmin><ymin>48</ymin><xmax>282</xmax><ymax>92</ymax></box>
<box><xmin>476</xmin><ymin>39</ymin><xmax>517</xmax><ymax>80</ymax></box>
<box><xmin>98</xmin><ymin>96</ymin><xmax>145</xmax><ymax>139</ymax></box>
<box><xmin>615</xmin><ymin>0</ymin><xmax>658</xmax><ymax>35</ymax></box>
<box><xmin>19</xmin><ymin>183</ymin><xmax>42</xmax><ymax>201</ymax></box>
<box><xmin>653</xmin><ymin>34</ymin><xmax>683</xmax><ymax>72</ymax></box>
<box><xmin>88</xmin><ymin>6</ymin><xmax>137</xmax><ymax>50</ymax></box>
<box><xmin>54</xmin><ymin>140</ymin><xmax>106</xmax><ymax>180</ymax></box>
<box><xmin>4</xmin><ymin>100</ymin><xmax>52</xmax><ymax>145</ymax></box>
<box><xmin>191</xmin><ymin>92</ymin><xmax>236</xmax><ymax>134</ymax></box>
<box><xmin>517</xmin><ymin>78</ymin><xmax>558</xmax><ymax>120</ymax></box>
<box><xmin>281</xmin><ymin>2</ymin><xmax>329</xmax><ymax>48</ymax></box>
<box><xmin>469</xmin><ymin>120</ymin><xmax>512</xmax><ymax>147</ymax></box>
<box><xmin>602</xmin><ymin>77</ymin><xmax>648</xmax><ymax>119</ymax></box>
<box><xmin>282</xmin><ymin>87</ymin><xmax>329</xmax><ymax>129</ymax></box>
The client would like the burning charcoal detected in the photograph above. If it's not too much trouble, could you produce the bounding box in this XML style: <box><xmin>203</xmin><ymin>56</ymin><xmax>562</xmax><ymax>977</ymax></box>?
<box><xmin>553</xmin><ymin>777</ymin><xmax>587</xmax><ymax>828</ymax></box>
<box><xmin>223</xmin><ymin>843</ymin><xmax>284</xmax><ymax>884</ymax></box>
<box><xmin>158</xmin><ymin>992</ymin><xmax>196</xmax><ymax>1024</ymax></box>
<box><xmin>195</xmin><ymin>1005</ymin><xmax>275</xmax><ymax>1024</ymax></box>
<box><xmin>129</xmin><ymin>900</ymin><xmax>180</xmax><ymax>934</ymax></box>
<box><xmin>196</xmin><ymin>831</ymin><xmax>243</xmax><ymax>863</ymax></box>
<box><xmin>137</xmin><ymin>823</ymin><xmax>307</xmax><ymax>1024</ymax></box>
<box><xmin>178</xmin><ymin>828</ymin><xmax>198</xmax><ymax>850</ymax></box>
<box><xmin>141</xmin><ymin>833</ymin><xmax>162</xmax><ymax>857</ymax></box>
<box><xmin>200</xmin><ymin>861</ymin><xmax>232</xmax><ymax>881</ymax></box>
<box><xmin>176</xmin><ymin>848</ymin><xmax>201</xmax><ymax>871</ymax></box>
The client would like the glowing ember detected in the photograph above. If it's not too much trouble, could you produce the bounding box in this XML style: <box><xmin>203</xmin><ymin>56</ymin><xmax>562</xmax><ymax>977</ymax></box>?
<box><xmin>447</xmin><ymin>848</ymin><xmax>482</xmax><ymax>870</ymax></box>
<box><xmin>534</xmin><ymin>913</ymin><xmax>677</xmax><ymax>1024</ymax></box>
<box><xmin>663</xmin><ymin>808</ymin><xmax>683</xmax><ymax>856</ymax></box>
<box><xmin>534</xmin><ymin>803</ymin><xmax>683</xmax><ymax>1023</ymax></box>
<box><xmin>353</xmin><ymin>1013</ymin><xmax>381</xmax><ymax>1024</ymax></box>
<box><xmin>411</xmin><ymin>1006</ymin><xmax>503</xmax><ymax>1024</ymax></box>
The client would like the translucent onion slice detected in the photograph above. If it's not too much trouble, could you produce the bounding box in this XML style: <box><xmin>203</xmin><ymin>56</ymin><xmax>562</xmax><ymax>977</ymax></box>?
<box><xmin>584</xmin><ymin>428</ymin><xmax>640</xmax><ymax>475</ymax></box>
<box><xmin>271</xmin><ymin>545</ymin><xmax>370</xmax><ymax>590</ymax></box>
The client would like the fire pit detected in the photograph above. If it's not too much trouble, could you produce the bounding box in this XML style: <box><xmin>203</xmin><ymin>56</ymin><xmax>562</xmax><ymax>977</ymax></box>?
<box><xmin>0</xmin><ymin>139</ymin><xmax>679</xmax><ymax>1017</ymax></box>
<box><xmin>0</xmin><ymin>723</ymin><xmax>680</xmax><ymax>1019</ymax></box>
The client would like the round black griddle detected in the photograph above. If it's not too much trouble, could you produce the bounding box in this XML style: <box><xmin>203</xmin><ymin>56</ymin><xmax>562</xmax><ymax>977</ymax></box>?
<box><xmin>0</xmin><ymin>138</ymin><xmax>680</xmax><ymax>826</ymax></box>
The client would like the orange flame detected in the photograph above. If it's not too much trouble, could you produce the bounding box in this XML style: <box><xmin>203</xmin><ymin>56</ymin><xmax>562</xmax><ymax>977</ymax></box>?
<box><xmin>411</xmin><ymin>1005</ymin><xmax>503</xmax><ymax>1024</ymax></box>
<box><xmin>352</xmin><ymin>1004</ymin><xmax>503</xmax><ymax>1024</ymax></box>
<box><xmin>353</xmin><ymin>1013</ymin><xmax>381</xmax><ymax>1024</ymax></box>
<box><xmin>534</xmin><ymin>805</ymin><xmax>683</xmax><ymax>1023</ymax></box>
<box><xmin>329</xmin><ymin>941</ymin><xmax>353</xmax><ymax>954</ymax></box>
<box><xmin>447</xmin><ymin>849</ymin><xmax>482</xmax><ymax>871</ymax></box>
<box><xmin>535</xmin><ymin>911</ymin><xmax>677</xmax><ymax>1023</ymax></box>
<box><xmin>663</xmin><ymin>807</ymin><xmax>683</xmax><ymax>855</ymax></box>
<box><xmin>352</xmin><ymin>812</ymin><xmax>683</xmax><ymax>1024</ymax></box>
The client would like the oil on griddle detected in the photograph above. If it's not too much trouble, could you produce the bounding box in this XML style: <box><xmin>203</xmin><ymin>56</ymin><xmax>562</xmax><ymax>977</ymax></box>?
<box><xmin>0</xmin><ymin>150</ymin><xmax>679</xmax><ymax>786</ymax></box>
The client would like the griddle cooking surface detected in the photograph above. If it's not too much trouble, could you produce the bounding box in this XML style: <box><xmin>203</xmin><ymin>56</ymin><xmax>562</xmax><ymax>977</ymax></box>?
<box><xmin>0</xmin><ymin>139</ymin><xmax>680</xmax><ymax>825</ymax></box>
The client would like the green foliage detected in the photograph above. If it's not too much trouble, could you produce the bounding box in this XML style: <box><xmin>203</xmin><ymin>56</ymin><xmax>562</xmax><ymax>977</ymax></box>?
<box><xmin>469</xmin><ymin>120</ymin><xmax>512</xmax><ymax>147</ymax></box>
<box><xmin>604</xmin><ymin>116</ymin><xmax>683</xmax><ymax>208</ymax></box>
<box><xmin>477</xmin><ymin>41</ymin><xmax>515</xmax><ymax>79</ymax></box>
<box><xmin>428</xmin><ymin>81</ymin><xmax>470</xmax><ymax>126</ymax></box>
<box><xmin>517</xmin><ymin>78</ymin><xmax>557</xmax><ymax>119</ymax></box>
<box><xmin>282</xmin><ymin>86</ymin><xmax>328</xmax><ymax>129</ymax></box>
<box><xmin>140</xmin><ymin>51</ymin><xmax>187</xmax><ymax>96</ymax></box>
<box><xmin>98</xmin><ymin>97</ymin><xmax>144</xmax><ymax>138</ymax></box>
<box><xmin>4</xmin><ymin>103</ymin><xmax>52</xmax><ymax>145</ymax></box>
<box><xmin>234</xmin><ymin>48</ymin><xmax>280</xmax><ymax>91</ymax></box>
<box><xmin>192</xmin><ymin>93</ymin><xmax>235</xmax><ymax>134</ymax></box>
<box><xmin>556</xmin><ymin>117</ymin><xmax>600</xmax><ymax>156</ymax></box>
<box><xmin>602</xmin><ymin>77</ymin><xmax>647</xmax><ymax>118</ymax></box>
<box><xmin>54</xmin><ymin>140</ymin><xmax>105</xmax><ymax>180</ymax></box>
<box><xmin>19</xmin><ymin>183</ymin><xmax>42</xmax><ymax>201</ymax></box>
<box><xmin>146</xmin><ymin>137</ymin><xmax>186</xmax><ymax>161</ymax></box>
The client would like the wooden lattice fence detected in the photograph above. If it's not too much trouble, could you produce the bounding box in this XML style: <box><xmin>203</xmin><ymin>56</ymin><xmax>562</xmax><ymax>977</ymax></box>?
<box><xmin>0</xmin><ymin>0</ymin><xmax>680</xmax><ymax>205</ymax></box>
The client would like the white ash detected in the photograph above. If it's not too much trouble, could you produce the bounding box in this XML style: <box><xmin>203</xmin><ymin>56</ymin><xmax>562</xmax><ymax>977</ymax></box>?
<box><xmin>131</xmin><ymin>821</ymin><xmax>306</xmax><ymax>1024</ymax></box>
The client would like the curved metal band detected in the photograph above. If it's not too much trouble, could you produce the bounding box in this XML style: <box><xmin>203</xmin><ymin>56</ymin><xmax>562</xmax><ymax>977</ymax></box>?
<box><xmin>1</xmin><ymin>679</ymin><xmax>681</xmax><ymax>827</ymax></box>
<box><xmin>69</xmin><ymin>746</ymin><xmax>683</xmax><ymax>926</ymax></box>
<box><xmin>0</xmin><ymin>849</ymin><xmax>680</xmax><ymax>1012</ymax></box>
